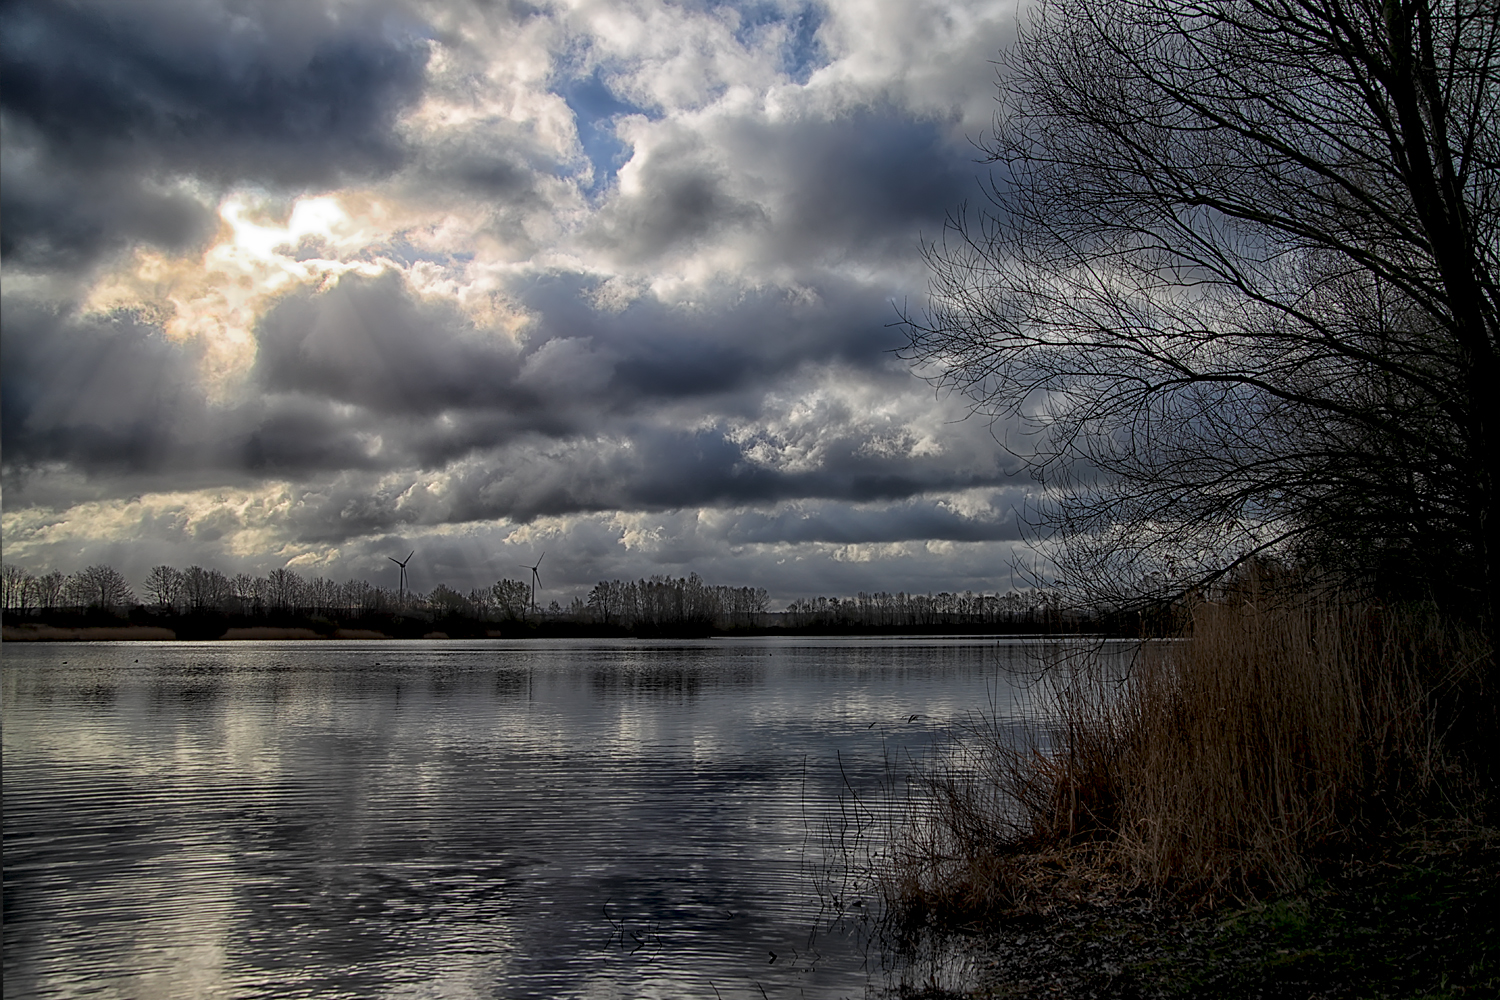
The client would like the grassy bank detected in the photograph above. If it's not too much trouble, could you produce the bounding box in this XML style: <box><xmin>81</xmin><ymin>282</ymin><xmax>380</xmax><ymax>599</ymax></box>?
<box><xmin>873</xmin><ymin>588</ymin><xmax>1496</xmax><ymax>995</ymax></box>
<box><xmin>890</xmin><ymin>820</ymin><xmax>1499</xmax><ymax>999</ymax></box>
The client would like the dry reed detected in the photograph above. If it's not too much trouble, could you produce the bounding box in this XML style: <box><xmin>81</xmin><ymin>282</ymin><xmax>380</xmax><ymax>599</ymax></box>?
<box><xmin>881</xmin><ymin>589</ymin><xmax>1492</xmax><ymax>922</ymax></box>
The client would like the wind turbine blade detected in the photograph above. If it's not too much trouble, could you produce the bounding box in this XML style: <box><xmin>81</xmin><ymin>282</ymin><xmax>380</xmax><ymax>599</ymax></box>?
<box><xmin>536</xmin><ymin>552</ymin><xmax>544</xmax><ymax>568</ymax></box>
<box><xmin>406</xmin><ymin>551</ymin><xmax>415</xmax><ymax>564</ymax></box>
<box><xmin>389</xmin><ymin>557</ymin><xmax>401</xmax><ymax>565</ymax></box>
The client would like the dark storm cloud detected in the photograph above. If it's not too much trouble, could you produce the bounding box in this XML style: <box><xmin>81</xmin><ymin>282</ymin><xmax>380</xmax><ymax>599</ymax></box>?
<box><xmin>250</xmin><ymin>268</ymin><xmax>881</xmax><ymax>444</ymax></box>
<box><xmin>0</xmin><ymin>296</ymin><xmax>409</xmax><ymax>481</ymax></box>
<box><xmin>0</xmin><ymin>0</ymin><xmax>1042</xmax><ymax>594</ymax></box>
<box><xmin>2</xmin><ymin>267</ymin><xmax>1000</xmax><ymax>528</ymax></box>
<box><xmin>516</xmin><ymin>270</ymin><xmax>900</xmax><ymax>401</ymax></box>
<box><xmin>0</xmin><ymin>0</ymin><xmax>429</xmax><ymax>269</ymax></box>
<box><xmin>588</xmin><ymin>105</ymin><xmax>977</xmax><ymax>267</ymax></box>
<box><xmin>0</xmin><ymin>0</ymin><xmax>427</xmax><ymax>182</ymax></box>
<box><xmin>237</xmin><ymin>396</ymin><xmax>399</xmax><ymax>475</ymax></box>
<box><xmin>592</xmin><ymin>148</ymin><xmax>767</xmax><ymax>260</ymax></box>
<box><xmin>256</xmin><ymin>265</ymin><xmax>910</xmax><ymax>438</ymax></box>
<box><xmin>405</xmin><ymin>120</ymin><xmax>565</xmax><ymax>207</ymax></box>
<box><xmin>254</xmin><ymin>271</ymin><xmax>529</xmax><ymax>415</ymax></box>
<box><xmin>718</xmin><ymin>499</ymin><xmax>1023</xmax><ymax>544</ymax></box>
<box><xmin>0</xmin><ymin>0</ymin><xmax>1016</xmax><ymax>549</ymax></box>
<box><xmin>271</xmin><ymin>415</ymin><xmax>1010</xmax><ymax>542</ymax></box>
<box><xmin>603</xmin><ymin>425</ymin><xmax>1007</xmax><ymax>513</ymax></box>
<box><xmin>78</xmin><ymin>408</ymin><xmax>998</xmax><ymax>538</ymax></box>
<box><xmin>0</xmin><ymin>129</ymin><xmax>216</xmax><ymax>270</ymax></box>
<box><xmin>761</xmin><ymin>111</ymin><xmax>980</xmax><ymax>261</ymax></box>
<box><xmin>0</xmin><ymin>298</ymin><xmax>209</xmax><ymax>473</ymax></box>
<box><xmin>443</xmin><ymin>147</ymin><xmax>545</xmax><ymax>199</ymax></box>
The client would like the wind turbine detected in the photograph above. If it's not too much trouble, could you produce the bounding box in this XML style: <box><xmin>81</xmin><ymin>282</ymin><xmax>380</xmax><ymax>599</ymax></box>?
<box><xmin>389</xmin><ymin>550</ymin><xmax>414</xmax><ymax>605</ymax></box>
<box><xmin>522</xmin><ymin>552</ymin><xmax>544</xmax><ymax>617</ymax></box>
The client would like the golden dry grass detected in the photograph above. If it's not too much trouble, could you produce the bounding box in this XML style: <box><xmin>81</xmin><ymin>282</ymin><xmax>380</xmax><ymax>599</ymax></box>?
<box><xmin>219</xmin><ymin>627</ymin><xmax>324</xmax><ymax>640</ymax></box>
<box><xmin>331</xmin><ymin>628</ymin><xmax>393</xmax><ymax>639</ymax></box>
<box><xmin>1</xmin><ymin>624</ymin><xmax>178</xmax><ymax>641</ymax></box>
<box><xmin>882</xmin><ymin>589</ymin><xmax>1492</xmax><ymax>922</ymax></box>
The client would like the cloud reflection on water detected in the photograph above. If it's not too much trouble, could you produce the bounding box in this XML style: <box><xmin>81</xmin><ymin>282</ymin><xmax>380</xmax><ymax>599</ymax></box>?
<box><xmin>3</xmin><ymin>637</ymin><xmax>1074</xmax><ymax>998</ymax></box>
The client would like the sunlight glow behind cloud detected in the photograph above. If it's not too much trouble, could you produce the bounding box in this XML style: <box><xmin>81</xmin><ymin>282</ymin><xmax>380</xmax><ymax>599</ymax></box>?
<box><xmin>1</xmin><ymin>0</ymin><xmax>1029</xmax><ymax>601</ymax></box>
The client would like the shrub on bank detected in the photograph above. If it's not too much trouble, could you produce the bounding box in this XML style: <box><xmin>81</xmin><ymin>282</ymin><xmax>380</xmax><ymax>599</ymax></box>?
<box><xmin>883</xmin><ymin>588</ymin><xmax>1494</xmax><ymax>921</ymax></box>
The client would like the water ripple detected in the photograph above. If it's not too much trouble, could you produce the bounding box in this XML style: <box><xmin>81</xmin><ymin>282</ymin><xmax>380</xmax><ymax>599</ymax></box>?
<box><xmin>3</xmin><ymin>637</ymin><xmax>1075</xmax><ymax>999</ymax></box>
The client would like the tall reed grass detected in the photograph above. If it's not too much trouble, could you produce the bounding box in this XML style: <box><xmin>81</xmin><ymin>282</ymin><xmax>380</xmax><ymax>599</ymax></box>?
<box><xmin>883</xmin><ymin>589</ymin><xmax>1492</xmax><ymax>920</ymax></box>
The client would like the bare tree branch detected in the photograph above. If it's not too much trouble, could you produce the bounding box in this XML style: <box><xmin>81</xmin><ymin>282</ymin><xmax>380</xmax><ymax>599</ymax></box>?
<box><xmin>905</xmin><ymin>0</ymin><xmax>1500</xmax><ymax>621</ymax></box>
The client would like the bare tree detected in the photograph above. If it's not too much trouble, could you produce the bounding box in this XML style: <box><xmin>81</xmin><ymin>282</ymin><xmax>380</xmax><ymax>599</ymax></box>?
<box><xmin>2</xmin><ymin>564</ymin><xmax>35</xmax><ymax>613</ymax></box>
<box><xmin>265</xmin><ymin>568</ymin><xmax>304</xmax><ymax>613</ymax></box>
<box><xmin>906</xmin><ymin>0</ymin><xmax>1500</xmax><ymax>620</ymax></box>
<box><xmin>32</xmin><ymin>570</ymin><xmax>66</xmax><ymax>611</ymax></box>
<box><xmin>145</xmin><ymin>565</ymin><xmax>184</xmax><ymax>612</ymax></box>
<box><xmin>303</xmin><ymin>576</ymin><xmax>340</xmax><ymax>613</ymax></box>
<box><xmin>341</xmin><ymin>578</ymin><xmax>374</xmax><ymax>615</ymax></box>
<box><xmin>66</xmin><ymin>565</ymin><xmax>136</xmax><ymax>610</ymax></box>
<box><xmin>248</xmin><ymin>575</ymin><xmax>271</xmax><ymax>615</ymax></box>
<box><xmin>180</xmin><ymin>566</ymin><xmax>231</xmax><ymax>612</ymax></box>
<box><xmin>231</xmin><ymin>573</ymin><xmax>258</xmax><ymax>612</ymax></box>
<box><xmin>427</xmin><ymin>584</ymin><xmax>470</xmax><ymax>616</ymax></box>
<box><xmin>491</xmin><ymin>578</ymin><xmax>531</xmax><ymax>621</ymax></box>
<box><xmin>467</xmin><ymin>587</ymin><xmax>496</xmax><ymax>620</ymax></box>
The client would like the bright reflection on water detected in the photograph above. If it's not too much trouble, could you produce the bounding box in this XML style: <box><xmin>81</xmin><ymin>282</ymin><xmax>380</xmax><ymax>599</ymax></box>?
<box><xmin>3</xmin><ymin>637</ymin><xmax>1067</xmax><ymax>999</ymax></box>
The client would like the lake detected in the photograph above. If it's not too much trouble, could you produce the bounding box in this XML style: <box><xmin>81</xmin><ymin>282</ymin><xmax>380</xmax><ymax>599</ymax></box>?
<box><xmin>2</xmin><ymin>636</ymin><xmax>1070</xmax><ymax>999</ymax></box>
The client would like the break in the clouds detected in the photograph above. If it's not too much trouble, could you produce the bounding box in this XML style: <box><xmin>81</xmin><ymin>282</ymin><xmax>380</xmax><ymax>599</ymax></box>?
<box><xmin>0</xmin><ymin>0</ymin><xmax>1030</xmax><ymax>602</ymax></box>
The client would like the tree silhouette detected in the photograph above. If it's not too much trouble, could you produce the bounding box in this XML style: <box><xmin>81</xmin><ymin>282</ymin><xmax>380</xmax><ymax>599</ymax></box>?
<box><xmin>66</xmin><ymin>565</ymin><xmax>135</xmax><ymax>610</ymax></box>
<box><xmin>145</xmin><ymin>565</ymin><xmax>184</xmax><ymax>612</ymax></box>
<box><xmin>491</xmin><ymin>579</ymin><xmax>531</xmax><ymax>621</ymax></box>
<box><xmin>906</xmin><ymin>0</ymin><xmax>1500</xmax><ymax>622</ymax></box>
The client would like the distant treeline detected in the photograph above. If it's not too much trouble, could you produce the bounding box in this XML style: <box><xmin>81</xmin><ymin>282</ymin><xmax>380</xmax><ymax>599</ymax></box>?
<box><xmin>783</xmin><ymin>590</ymin><xmax>1064</xmax><ymax>628</ymax></box>
<box><xmin>1</xmin><ymin>561</ymin><xmax>1072</xmax><ymax>634</ymax></box>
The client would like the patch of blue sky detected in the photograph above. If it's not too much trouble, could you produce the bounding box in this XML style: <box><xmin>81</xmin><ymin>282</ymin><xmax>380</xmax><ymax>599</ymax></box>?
<box><xmin>725</xmin><ymin>0</ymin><xmax>827</xmax><ymax>84</ymax></box>
<box><xmin>557</xmin><ymin>68</ymin><xmax>652</xmax><ymax>195</ymax></box>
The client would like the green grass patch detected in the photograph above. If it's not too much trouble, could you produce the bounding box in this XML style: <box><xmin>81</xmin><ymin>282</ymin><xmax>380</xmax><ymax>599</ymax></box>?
<box><xmin>1136</xmin><ymin>834</ymin><xmax>1500</xmax><ymax>999</ymax></box>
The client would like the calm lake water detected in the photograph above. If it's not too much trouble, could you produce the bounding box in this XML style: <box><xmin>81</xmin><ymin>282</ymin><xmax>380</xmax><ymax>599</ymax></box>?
<box><xmin>3</xmin><ymin>636</ymin><xmax>1070</xmax><ymax>999</ymax></box>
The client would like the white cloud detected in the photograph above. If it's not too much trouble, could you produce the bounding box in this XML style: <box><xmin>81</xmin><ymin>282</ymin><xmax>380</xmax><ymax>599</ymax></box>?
<box><xmin>1</xmin><ymin>0</ymin><xmax>1035</xmax><ymax>597</ymax></box>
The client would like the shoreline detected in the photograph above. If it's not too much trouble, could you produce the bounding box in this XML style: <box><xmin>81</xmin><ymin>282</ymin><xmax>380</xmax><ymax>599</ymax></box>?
<box><xmin>907</xmin><ymin>824</ymin><xmax>1499</xmax><ymax>999</ymax></box>
<box><xmin>2</xmin><ymin>620</ymin><xmax>1113</xmax><ymax>642</ymax></box>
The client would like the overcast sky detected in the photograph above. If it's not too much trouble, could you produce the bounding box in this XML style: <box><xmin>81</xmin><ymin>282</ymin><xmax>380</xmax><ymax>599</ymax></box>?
<box><xmin>0</xmin><ymin>0</ymin><xmax>1036</xmax><ymax>604</ymax></box>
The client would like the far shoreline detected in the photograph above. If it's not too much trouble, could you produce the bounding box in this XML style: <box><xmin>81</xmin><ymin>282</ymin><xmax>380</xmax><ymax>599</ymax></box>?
<box><xmin>2</xmin><ymin>619</ymin><xmax>1110</xmax><ymax>642</ymax></box>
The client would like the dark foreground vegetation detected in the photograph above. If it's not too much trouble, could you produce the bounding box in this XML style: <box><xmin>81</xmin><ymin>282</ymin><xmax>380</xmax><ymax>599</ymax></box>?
<box><xmin>886</xmin><ymin>589</ymin><xmax>1494</xmax><ymax>913</ymax></box>
<box><xmin>875</xmin><ymin>0</ymin><xmax>1500</xmax><ymax>991</ymax></box>
<box><xmin>857</xmin><ymin>585</ymin><xmax>1498</xmax><ymax>998</ymax></box>
<box><xmin>908</xmin><ymin>821</ymin><xmax>1499</xmax><ymax>999</ymax></box>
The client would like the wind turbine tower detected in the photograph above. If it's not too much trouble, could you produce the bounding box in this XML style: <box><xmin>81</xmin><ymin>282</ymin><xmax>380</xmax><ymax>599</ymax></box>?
<box><xmin>389</xmin><ymin>550</ymin><xmax>414</xmax><ymax>606</ymax></box>
<box><xmin>524</xmin><ymin>553</ymin><xmax>545</xmax><ymax>617</ymax></box>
